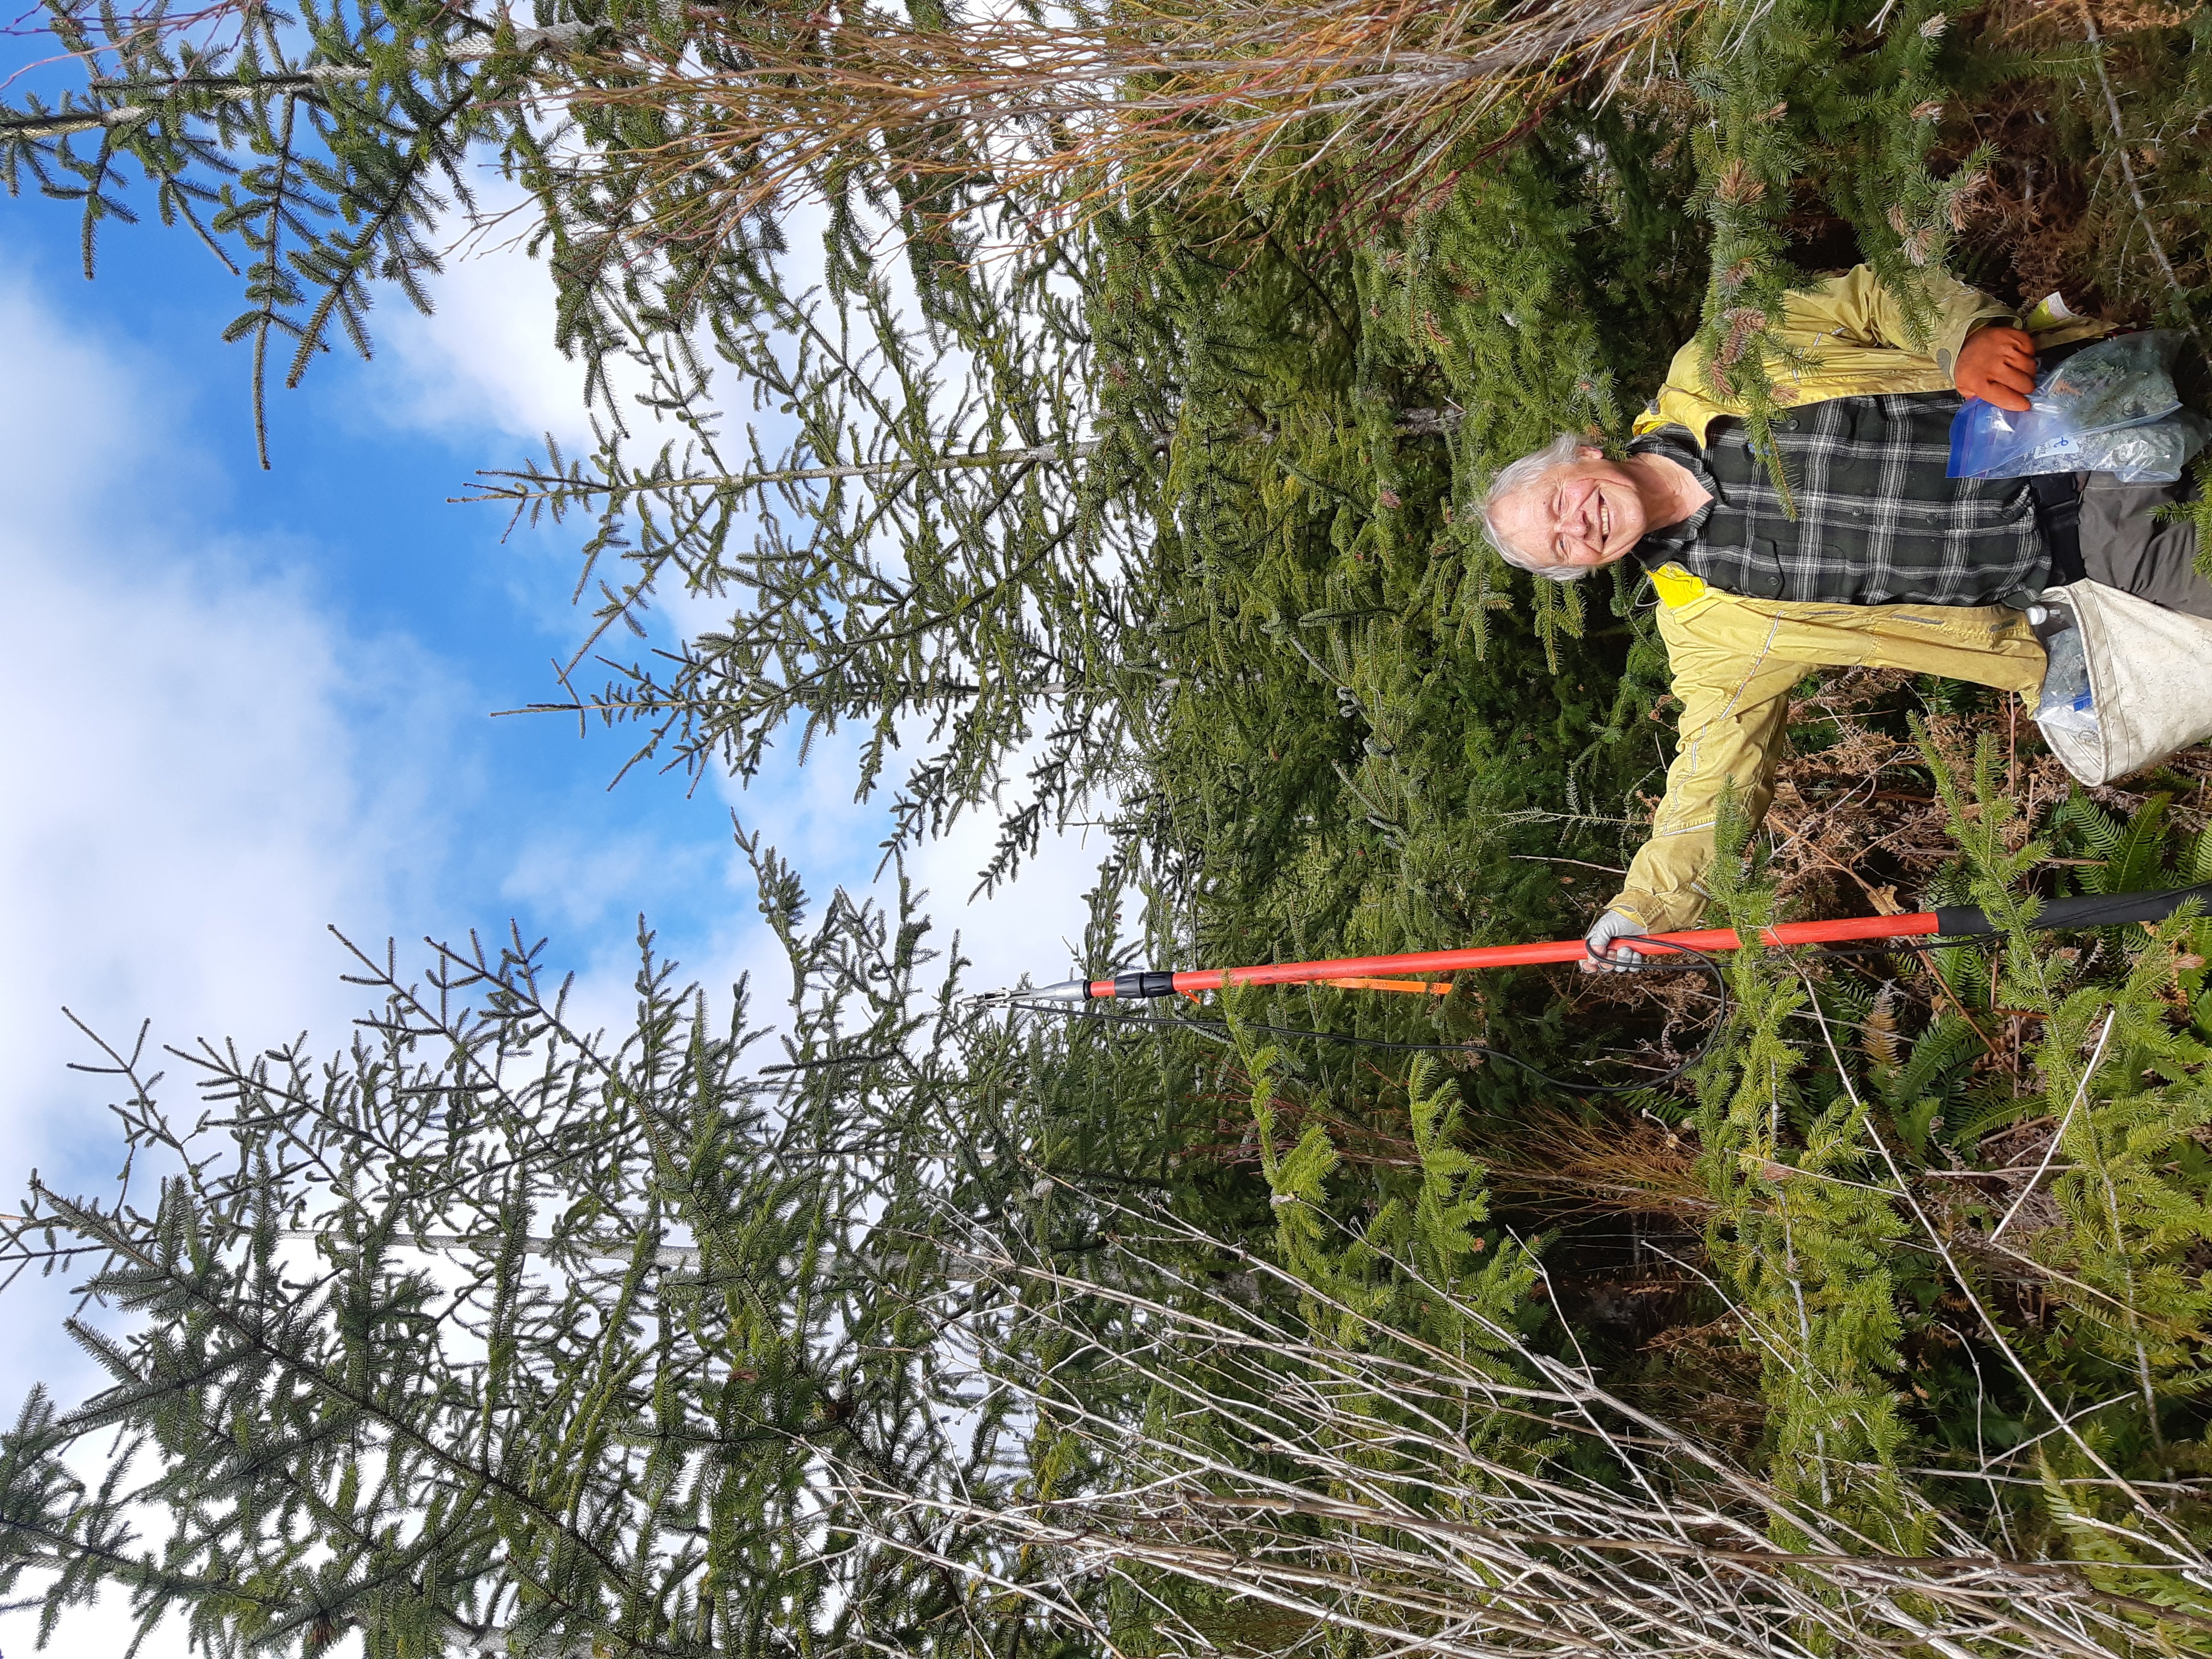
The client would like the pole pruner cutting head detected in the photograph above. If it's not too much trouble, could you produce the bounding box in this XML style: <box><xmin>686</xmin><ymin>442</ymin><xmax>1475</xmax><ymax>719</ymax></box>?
<box><xmin>970</xmin><ymin>979</ymin><xmax>1092</xmax><ymax>1010</ymax></box>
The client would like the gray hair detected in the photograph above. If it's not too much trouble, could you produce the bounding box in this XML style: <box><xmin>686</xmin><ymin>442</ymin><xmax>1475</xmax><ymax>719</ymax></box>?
<box><xmin>1480</xmin><ymin>432</ymin><xmax>1590</xmax><ymax>583</ymax></box>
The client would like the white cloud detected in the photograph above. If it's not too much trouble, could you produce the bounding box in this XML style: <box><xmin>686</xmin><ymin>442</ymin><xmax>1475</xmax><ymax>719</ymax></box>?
<box><xmin>374</xmin><ymin>192</ymin><xmax>590</xmax><ymax>447</ymax></box>
<box><xmin>0</xmin><ymin>546</ymin><xmax>452</xmax><ymax>1130</ymax></box>
<box><xmin>365</xmin><ymin>187</ymin><xmax>767</xmax><ymax>658</ymax></box>
<box><xmin>0</xmin><ymin>271</ymin><xmax>475</xmax><ymax>1658</ymax></box>
<box><xmin>905</xmin><ymin>806</ymin><xmax>1116</xmax><ymax>997</ymax></box>
<box><xmin>701</xmin><ymin>719</ymin><xmax>1118</xmax><ymax>1008</ymax></box>
<box><xmin>0</xmin><ymin>275</ymin><xmax>460</xmax><ymax>1165</ymax></box>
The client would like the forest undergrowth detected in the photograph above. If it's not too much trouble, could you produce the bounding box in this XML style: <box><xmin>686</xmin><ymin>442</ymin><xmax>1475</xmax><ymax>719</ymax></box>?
<box><xmin>992</xmin><ymin>3</ymin><xmax>2212</xmax><ymax>1647</ymax></box>
<box><xmin>11</xmin><ymin>0</ymin><xmax>2212</xmax><ymax>1651</ymax></box>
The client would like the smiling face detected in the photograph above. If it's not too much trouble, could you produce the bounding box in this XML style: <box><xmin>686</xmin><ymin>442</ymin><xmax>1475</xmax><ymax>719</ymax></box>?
<box><xmin>1490</xmin><ymin>449</ymin><xmax>1655</xmax><ymax>574</ymax></box>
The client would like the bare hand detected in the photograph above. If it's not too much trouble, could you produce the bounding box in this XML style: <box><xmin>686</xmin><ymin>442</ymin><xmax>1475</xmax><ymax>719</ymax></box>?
<box><xmin>1955</xmin><ymin>325</ymin><xmax>2038</xmax><ymax>413</ymax></box>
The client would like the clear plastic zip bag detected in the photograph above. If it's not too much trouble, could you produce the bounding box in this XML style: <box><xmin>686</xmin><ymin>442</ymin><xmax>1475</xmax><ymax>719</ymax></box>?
<box><xmin>1949</xmin><ymin>330</ymin><xmax>2207</xmax><ymax>484</ymax></box>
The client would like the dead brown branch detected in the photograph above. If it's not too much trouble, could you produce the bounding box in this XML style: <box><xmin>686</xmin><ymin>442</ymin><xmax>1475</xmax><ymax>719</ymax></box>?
<box><xmin>537</xmin><ymin>0</ymin><xmax>1699</xmax><ymax>248</ymax></box>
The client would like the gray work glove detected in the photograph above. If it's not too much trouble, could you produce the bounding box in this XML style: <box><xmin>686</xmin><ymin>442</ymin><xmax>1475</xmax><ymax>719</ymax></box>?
<box><xmin>1583</xmin><ymin>909</ymin><xmax>1646</xmax><ymax>973</ymax></box>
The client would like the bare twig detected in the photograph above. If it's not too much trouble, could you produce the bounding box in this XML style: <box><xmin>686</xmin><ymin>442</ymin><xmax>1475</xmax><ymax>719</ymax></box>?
<box><xmin>2080</xmin><ymin>0</ymin><xmax>2207</xmax><ymax>351</ymax></box>
<box><xmin>1991</xmin><ymin>1006</ymin><xmax>2115</xmax><ymax>1243</ymax></box>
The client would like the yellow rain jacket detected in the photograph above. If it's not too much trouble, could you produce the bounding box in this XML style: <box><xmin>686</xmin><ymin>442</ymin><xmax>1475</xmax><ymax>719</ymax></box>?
<box><xmin>1606</xmin><ymin>267</ymin><xmax>2106</xmax><ymax>935</ymax></box>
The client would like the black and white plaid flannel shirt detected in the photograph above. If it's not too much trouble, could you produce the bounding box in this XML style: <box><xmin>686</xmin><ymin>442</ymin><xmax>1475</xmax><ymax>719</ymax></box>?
<box><xmin>1628</xmin><ymin>392</ymin><xmax>2050</xmax><ymax>607</ymax></box>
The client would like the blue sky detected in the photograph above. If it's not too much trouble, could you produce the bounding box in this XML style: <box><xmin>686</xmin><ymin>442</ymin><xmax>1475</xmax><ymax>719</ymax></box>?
<box><xmin>0</xmin><ymin>141</ymin><xmax>1105</xmax><ymax>1658</ymax></box>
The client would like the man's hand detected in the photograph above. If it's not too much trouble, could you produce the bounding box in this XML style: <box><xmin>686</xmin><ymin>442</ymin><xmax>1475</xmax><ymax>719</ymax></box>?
<box><xmin>1955</xmin><ymin>325</ymin><xmax>2038</xmax><ymax>413</ymax></box>
<box><xmin>1582</xmin><ymin>910</ymin><xmax>1646</xmax><ymax>973</ymax></box>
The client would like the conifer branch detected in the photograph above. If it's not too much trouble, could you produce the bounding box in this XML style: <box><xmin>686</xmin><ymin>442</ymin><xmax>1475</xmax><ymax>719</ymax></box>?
<box><xmin>2079</xmin><ymin>0</ymin><xmax>2207</xmax><ymax>353</ymax></box>
<box><xmin>0</xmin><ymin>22</ymin><xmax>590</xmax><ymax>139</ymax></box>
<box><xmin>543</xmin><ymin>0</ymin><xmax>1703</xmax><ymax>241</ymax></box>
<box><xmin>465</xmin><ymin>410</ymin><xmax>1468</xmax><ymax>507</ymax></box>
<box><xmin>1800</xmin><ymin>987</ymin><xmax>2202</xmax><ymax>1562</ymax></box>
<box><xmin>463</xmin><ymin>435</ymin><xmax>1126</xmax><ymax>505</ymax></box>
<box><xmin>1990</xmin><ymin>1007</ymin><xmax>2115</xmax><ymax>1242</ymax></box>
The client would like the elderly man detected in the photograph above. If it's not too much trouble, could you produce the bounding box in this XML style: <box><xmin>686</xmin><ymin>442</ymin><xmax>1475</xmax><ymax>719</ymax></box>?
<box><xmin>1480</xmin><ymin>265</ymin><xmax>2207</xmax><ymax>967</ymax></box>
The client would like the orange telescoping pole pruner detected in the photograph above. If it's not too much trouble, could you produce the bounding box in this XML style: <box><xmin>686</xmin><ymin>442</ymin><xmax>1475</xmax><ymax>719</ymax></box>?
<box><xmin>1011</xmin><ymin>883</ymin><xmax>2212</xmax><ymax>1003</ymax></box>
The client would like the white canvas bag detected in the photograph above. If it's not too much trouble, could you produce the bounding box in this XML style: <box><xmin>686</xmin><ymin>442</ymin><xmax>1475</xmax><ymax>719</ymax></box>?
<box><xmin>2036</xmin><ymin>579</ymin><xmax>2212</xmax><ymax>785</ymax></box>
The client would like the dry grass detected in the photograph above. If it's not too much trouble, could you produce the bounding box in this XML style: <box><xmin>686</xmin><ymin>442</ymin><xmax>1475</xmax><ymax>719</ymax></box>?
<box><xmin>1475</xmin><ymin>1107</ymin><xmax>1715</xmax><ymax>1223</ymax></box>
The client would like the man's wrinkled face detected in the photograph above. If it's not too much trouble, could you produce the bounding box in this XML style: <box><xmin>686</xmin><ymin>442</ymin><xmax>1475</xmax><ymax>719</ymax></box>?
<box><xmin>1492</xmin><ymin>450</ymin><xmax>1650</xmax><ymax>574</ymax></box>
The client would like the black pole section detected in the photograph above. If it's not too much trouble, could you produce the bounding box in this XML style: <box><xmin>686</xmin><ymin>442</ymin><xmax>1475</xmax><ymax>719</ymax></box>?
<box><xmin>1933</xmin><ymin>882</ymin><xmax>2212</xmax><ymax>938</ymax></box>
<box><xmin>1113</xmin><ymin>971</ymin><xmax>1179</xmax><ymax>999</ymax></box>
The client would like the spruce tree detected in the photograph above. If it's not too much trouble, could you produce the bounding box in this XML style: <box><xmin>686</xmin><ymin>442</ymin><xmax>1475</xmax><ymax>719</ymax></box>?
<box><xmin>0</xmin><ymin>841</ymin><xmax>1099</xmax><ymax>1657</ymax></box>
<box><xmin>3</xmin><ymin>0</ymin><xmax>1152</xmax><ymax>885</ymax></box>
